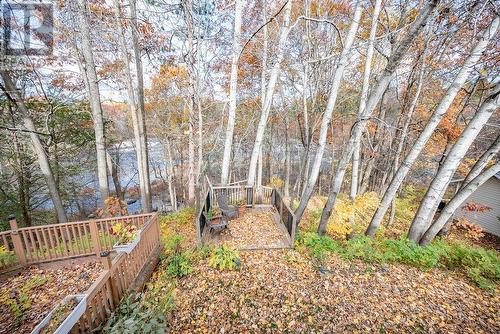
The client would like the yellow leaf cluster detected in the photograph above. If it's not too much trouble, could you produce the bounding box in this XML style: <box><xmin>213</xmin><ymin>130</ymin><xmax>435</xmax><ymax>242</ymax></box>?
<box><xmin>327</xmin><ymin>192</ymin><xmax>380</xmax><ymax>240</ymax></box>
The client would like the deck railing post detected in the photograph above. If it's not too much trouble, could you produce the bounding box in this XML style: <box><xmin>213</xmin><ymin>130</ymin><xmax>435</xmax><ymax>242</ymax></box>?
<box><xmin>89</xmin><ymin>220</ymin><xmax>102</xmax><ymax>257</ymax></box>
<box><xmin>8</xmin><ymin>215</ymin><xmax>26</xmax><ymax>265</ymax></box>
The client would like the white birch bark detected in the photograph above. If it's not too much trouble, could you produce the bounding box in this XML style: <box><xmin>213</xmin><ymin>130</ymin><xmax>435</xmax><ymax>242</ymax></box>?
<box><xmin>316</xmin><ymin>1</ymin><xmax>441</xmax><ymax>233</ymax></box>
<box><xmin>182</xmin><ymin>0</ymin><xmax>196</xmax><ymax>203</ymax></box>
<box><xmin>77</xmin><ymin>0</ymin><xmax>109</xmax><ymax>204</ymax></box>
<box><xmin>293</xmin><ymin>3</ymin><xmax>363</xmax><ymax>221</ymax></box>
<box><xmin>221</xmin><ymin>0</ymin><xmax>243</xmax><ymax>185</ymax></box>
<box><xmin>195</xmin><ymin>33</ymin><xmax>203</xmax><ymax>186</ymax></box>
<box><xmin>246</xmin><ymin>0</ymin><xmax>292</xmax><ymax>186</ymax></box>
<box><xmin>367</xmin><ymin>16</ymin><xmax>499</xmax><ymax>236</ymax></box>
<box><xmin>257</xmin><ymin>0</ymin><xmax>268</xmax><ymax>194</ymax></box>
<box><xmin>1</xmin><ymin>72</ymin><xmax>67</xmax><ymax>223</ymax></box>
<box><xmin>350</xmin><ymin>0</ymin><xmax>382</xmax><ymax>199</ymax></box>
<box><xmin>419</xmin><ymin>163</ymin><xmax>500</xmax><ymax>245</ymax></box>
<box><xmin>284</xmin><ymin>113</ymin><xmax>290</xmax><ymax>197</ymax></box>
<box><xmin>130</xmin><ymin>0</ymin><xmax>152</xmax><ymax>212</ymax></box>
<box><xmin>112</xmin><ymin>0</ymin><xmax>149</xmax><ymax>211</ymax></box>
<box><xmin>408</xmin><ymin>81</ymin><xmax>500</xmax><ymax>241</ymax></box>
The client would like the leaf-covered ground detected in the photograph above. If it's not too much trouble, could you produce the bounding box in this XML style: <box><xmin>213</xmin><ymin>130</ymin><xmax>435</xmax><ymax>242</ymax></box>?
<box><xmin>204</xmin><ymin>208</ymin><xmax>291</xmax><ymax>249</ymax></box>
<box><xmin>152</xmin><ymin>207</ymin><xmax>499</xmax><ymax>333</ymax></box>
<box><xmin>169</xmin><ymin>249</ymin><xmax>499</xmax><ymax>333</ymax></box>
<box><xmin>0</xmin><ymin>260</ymin><xmax>101</xmax><ymax>334</ymax></box>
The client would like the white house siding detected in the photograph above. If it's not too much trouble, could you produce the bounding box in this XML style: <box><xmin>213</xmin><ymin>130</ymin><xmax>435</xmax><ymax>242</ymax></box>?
<box><xmin>454</xmin><ymin>176</ymin><xmax>500</xmax><ymax>237</ymax></box>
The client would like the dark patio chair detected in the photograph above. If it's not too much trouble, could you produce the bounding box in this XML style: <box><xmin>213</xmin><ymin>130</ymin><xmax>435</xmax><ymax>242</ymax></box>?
<box><xmin>217</xmin><ymin>194</ymin><xmax>239</xmax><ymax>220</ymax></box>
<box><xmin>203</xmin><ymin>211</ymin><xmax>228</xmax><ymax>234</ymax></box>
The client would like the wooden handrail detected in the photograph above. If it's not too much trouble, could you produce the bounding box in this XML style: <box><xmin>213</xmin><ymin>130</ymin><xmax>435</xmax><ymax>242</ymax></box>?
<box><xmin>10</xmin><ymin>213</ymin><xmax>154</xmax><ymax>233</ymax></box>
<box><xmin>75</xmin><ymin>212</ymin><xmax>161</xmax><ymax>332</ymax></box>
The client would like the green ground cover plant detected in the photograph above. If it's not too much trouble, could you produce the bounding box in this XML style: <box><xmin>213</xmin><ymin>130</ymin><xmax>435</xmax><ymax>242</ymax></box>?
<box><xmin>296</xmin><ymin>232</ymin><xmax>500</xmax><ymax>290</ymax></box>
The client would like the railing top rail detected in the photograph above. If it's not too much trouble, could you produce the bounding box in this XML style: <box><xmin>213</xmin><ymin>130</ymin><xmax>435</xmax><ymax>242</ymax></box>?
<box><xmin>85</xmin><ymin>270</ymin><xmax>112</xmax><ymax>300</ymax></box>
<box><xmin>90</xmin><ymin>212</ymin><xmax>155</xmax><ymax>224</ymax></box>
<box><xmin>5</xmin><ymin>212</ymin><xmax>155</xmax><ymax>233</ymax></box>
<box><xmin>212</xmin><ymin>185</ymin><xmax>248</xmax><ymax>190</ymax></box>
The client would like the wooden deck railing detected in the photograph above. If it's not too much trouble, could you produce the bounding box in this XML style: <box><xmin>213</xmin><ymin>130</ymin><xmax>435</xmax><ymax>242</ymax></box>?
<box><xmin>196</xmin><ymin>183</ymin><xmax>295</xmax><ymax>246</ymax></box>
<box><xmin>0</xmin><ymin>213</ymin><xmax>153</xmax><ymax>273</ymax></box>
<box><xmin>272</xmin><ymin>189</ymin><xmax>296</xmax><ymax>244</ymax></box>
<box><xmin>210</xmin><ymin>185</ymin><xmax>273</xmax><ymax>207</ymax></box>
<box><xmin>73</xmin><ymin>213</ymin><xmax>161</xmax><ymax>332</ymax></box>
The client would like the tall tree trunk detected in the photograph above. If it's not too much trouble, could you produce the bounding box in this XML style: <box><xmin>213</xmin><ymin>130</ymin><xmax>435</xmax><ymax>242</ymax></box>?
<box><xmin>350</xmin><ymin>0</ymin><xmax>382</xmax><ymax>199</ymax></box>
<box><xmin>182</xmin><ymin>0</ymin><xmax>196</xmax><ymax>204</ymax></box>
<box><xmin>359</xmin><ymin>91</ymin><xmax>388</xmax><ymax>194</ymax></box>
<box><xmin>256</xmin><ymin>0</ymin><xmax>267</xmax><ymax>198</ymax></box>
<box><xmin>317</xmin><ymin>1</ymin><xmax>440</xmax><ymax>234</ymax></box>
<box><xmin>221</xmin><ymin>0</ymin><xmax>243</xmax><ymax>184</ymax></box>
<box><xmin>1</xmin><ymin>72</ymin><xmax>67</xmax><ymax>223</ymax></box>
<box><xmin>130</xmin><ymin>0</ymin><xmax>152</xmax><ymax>212</ymax></box>
<box><xmin>112</xmin><ymin>0</ymin><xmax>147</xmax><ymax>208</ymax></box>
<box><xmin>284</xmin><ymin>113</ymin><xmax>290</xmax><ymax>197</ymax></box>
<box><xmin>106</xmin><ymin>150</ymin><xmax>123</xmax><ymax>200</ymax></box>
<box><xmin>77</xmin><ymin>0</ymin><xmax>109</xmax><ymax>205</ymax></box>
<box><xmin>385</xmin><ymin>51</ymin><xmax>428</xmax><ymax>222</ymax></box>
<box><xmin>408</xmin><ymin>82</ymin><xmax>500</xmax><ymax>242</ymax></box>
<box><xmin>196</xmin><ymin>33</ymin><xmax>203</xmax><ymax>186</ymax></box>
<box><xmin>165</xmin><ymin>137</ymin><xmax>177</xmax><ymax>211</ymax></box>
<box><xmin>419</xmin><ymin>163</ymin><xmax>500</xmax><ymax>245</ymax></box>
<box><xmin>293</xmin><ymin>3</ymin><xmax>363</xmax><ymax>222</ymax></box>
<box><xmin>367</xmin><ymin>16</ymin><xmax>499</xmax><ymax>236</ymax></box>
<box><xmin>247</xmin><ymin>0</ymin><xmax>292</xmax><ymax>186</ymax></box>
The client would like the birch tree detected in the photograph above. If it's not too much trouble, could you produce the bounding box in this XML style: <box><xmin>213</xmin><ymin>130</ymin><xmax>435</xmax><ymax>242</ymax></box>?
<box><xmin>181</xmin><ymin>0</ymin><xmax>196</xmax><ymax>203</ymax></box>
<box><xmin>77</xmin><ymin>0</ymin><xmax>109</xmax><ymax>204</ymax></box>
<box><xmin>293</xmin><ymin>3</ymin><xmax>363</xmax><ymax>220</ymax></box>
<box><xmin>1</xmin><ymin>72</ymin><xmax>67</xmax><ymax>223</ymax></box>
<box><xmin>130</xmin><ymin>0</ymin><xmax>152</xmax><ymax>212</ymax></box>
<box><xmin>366</xmin><ymin>16</ymin><xmax>499</xmax><ymax>236</ymax></box>
<box><xmin>350</xmin><ymin>0</ymin><xmax>382</xmax><ymax>200</ymax></box>
<box><xmin>220</xmin><ymin>0</ymin><xmax>243</xmax><ymax>185</ymax></box>
<box><xmin>408</xmin><ymin>81</ymin><xmax>500</xmax><ymax>242</ymax></box>
<box><xmin>419</xmin><ymin>163</ymin><xmax>500</xmax><ymax>245</ymax></box>
<box><xmin>246</xmin><ymin>0</ymin><xmax>293</xmax><ymax>186</ymax></box>
<box><xmin>112</xmin><ymin>0</ymin><xmax>151</xmax><ymax>212</ymax></box>
<box><xmin>316</xmin><ymin>0</ymin><xmax>440</xmax><ymax>234</ymax></box>
<box><xmin>257</xmin><ymin>0</ymin><xmax>268</xmax><ymax>191</ymax></box>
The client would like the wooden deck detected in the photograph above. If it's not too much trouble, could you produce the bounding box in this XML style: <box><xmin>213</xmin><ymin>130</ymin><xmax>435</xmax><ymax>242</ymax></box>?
<box><xmin>202</xmin><ymin>206</ymin><xmax>293</xmax><ymax>250</ymax></box>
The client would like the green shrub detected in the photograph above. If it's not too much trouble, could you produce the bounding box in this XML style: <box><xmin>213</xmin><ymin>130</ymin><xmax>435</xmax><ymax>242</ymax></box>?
<box><xmin>297</xmin><ymin>231</ymin><xmax>500</xmax><ymax>290</ymax></box>
<box><xmin>193</xmin><ymin>245</ymin><xmax>213</xmax><ymax>260</ymax></box>
<box><xmin>296</xmin><ymin>232</ymin><xmax>340</xmax><ymax>263</ymax></box>
<box><xmin>341</xmin><ymin>236</ymin><xmax>382</xmax><ymax>263</ymax></box>
<box><xmin>166</xmin><ymin>251</ymin><xmax>192</xmax><ymax>278</ymax></box>
<box><xmin>208</xmin><ymin>245</ymin><xmax>240</xmax><ymax>271</ymax></box>
<box><xmin>161</xmin><ymin>207</ymin><xmax>195</xmax><ymax>226</ymax></box>
<box><xmin>162</xmin><ymin>234</ymin><xmax>183</xmax><ymax>252</ymax></box>
<box><xmin>378</xmin><ymin>238</ymin><xmax>443</xmax><ymax>269</ymax></box>
<box><xmin>439</xmin><ymin>243</ymin><xmax>500</xmax><ymax>290</ymax></box>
